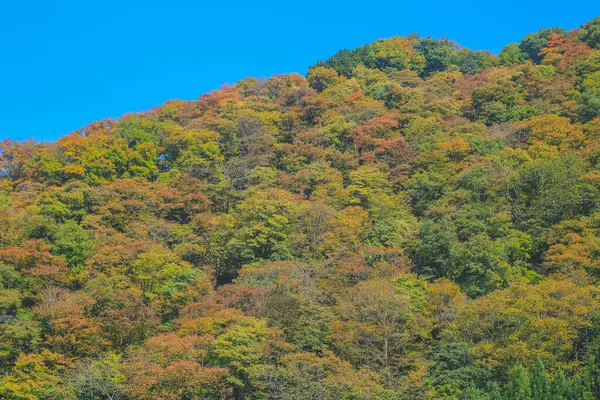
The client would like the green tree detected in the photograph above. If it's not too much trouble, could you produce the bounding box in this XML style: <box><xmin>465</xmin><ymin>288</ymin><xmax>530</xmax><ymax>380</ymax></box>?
<box><xmin>519</xmin><ymin>28</ymin><xmax>566</xmax><ymax>63</ymax></box>
<box><xmin>552</xmin><ymin>369</ymin><xmax>569</xmax><ymax>400</ymax></box>
<box><xmin>530</xmin><ymin>359</ymin><xmax>551</xmax><ymax>400</ymax></box>
<box><xmin>506</xmin><ymin>364</ymin><xmax>531</xmax><ymax>400</ymax></box>
<box><xmin>51</xmin><ymin>220</ymin><xmax>93</xmax><ymax>275</ymax></box>
<box><xmin>579</xmin><ymin>17</ymin><xmax>600</xmax><ymax>49</ymax></box>
<box><xmin>499</xmin><ymin>43</ymin><xmax>524</xmax><ymax>65</ymax></box>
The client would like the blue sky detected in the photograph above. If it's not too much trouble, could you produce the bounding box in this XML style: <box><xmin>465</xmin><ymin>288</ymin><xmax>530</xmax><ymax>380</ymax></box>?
<box><xmin>1</xmin><ymin>1</ymin><xmax>598</xmax><ymax>142</ymax></box>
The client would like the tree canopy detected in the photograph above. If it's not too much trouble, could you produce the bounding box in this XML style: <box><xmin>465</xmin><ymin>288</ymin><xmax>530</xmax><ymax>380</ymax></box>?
<box><xmin>2</xmin><ymin>17</ymin><xmax>600</xmax><ymax>400</ymax></box>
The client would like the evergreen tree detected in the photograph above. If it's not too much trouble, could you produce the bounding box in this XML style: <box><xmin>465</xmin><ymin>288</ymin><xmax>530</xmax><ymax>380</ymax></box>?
<box><xmin>583</xmin><ymin>356</ymin><xmax>600</xmax><ymax>398</ymax></box>
<box><xmin>489</xmin><ymin>383</ymin><xmax>503</xmax><ymax>400</ymax></box>
<box><xmin>531</xmin><ymin>359</ymin><xmax>551</xmax><ymax>400</ymax></box>
<box><xmin>582</xmin><ymin>370</ymin><xmax>595</xmax><ymax>400</ymax></box>
<box><xmin>567</xmin><ymin>375</ymin><xmax>590</xmax><ymax>400</ymax></box>
<box><xmin>506</xmin><ymin>365</ymin><xmax>531</xmax><ymax>400</ymax></box>
<box><xmin>552</xmin><ymin>369</ymin><xmax>568</xmax><ymax>400</ymax></box>
<box><xmin>465</xmin><ymin>387</ymin><xmax>491</xmax><ymax>400</ymax></box>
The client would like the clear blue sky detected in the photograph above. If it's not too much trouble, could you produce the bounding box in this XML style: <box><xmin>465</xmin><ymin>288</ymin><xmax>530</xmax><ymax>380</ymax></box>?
<box><xmin>1</xmin><ymin>1</ymin><xmax>598</xmax><ymax>142</ymax></box>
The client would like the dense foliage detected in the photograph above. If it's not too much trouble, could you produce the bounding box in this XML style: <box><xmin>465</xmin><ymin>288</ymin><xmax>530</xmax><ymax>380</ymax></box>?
<box><xmin>3</xmin><ymin>18</ymin><xmax>600</xmax><ymax>399</ymax></box>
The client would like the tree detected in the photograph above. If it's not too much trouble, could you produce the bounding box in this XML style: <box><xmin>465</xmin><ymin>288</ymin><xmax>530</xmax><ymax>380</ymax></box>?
<box><xmin>226</xmin><ymin>188</ymin><xmax>300</xmax><ymax>272</ymax></box>
<box><xmin>506</xmin><ymin>364</ymin><xmax>531</xmax><ymax>400</ymax></box>
<box><xmin>68</xmin><ymin>353</ymin><xmax>127</xmax><ymax>400</ymax></box>
<box><xmin>426</xmin><ymin>342</ymin><xmax>491</xmax><ymax>398</ymax></box>
<box><xmin>330</xmin><ymin>276</ymin><xmax>428</xmax><ymax>376</ymax></box>
<box><xmin>579</xmin><ymin>71</ymin><xmax>600</xmax><ymax>122</ymax></box>
<box><xmin>552</xmin><ymin>369</ymin><xmax>569</xmax><ymax>400</ymax></box>
<box><xmin>250</xmin><ymin>352</ymin><xmax>393</xmax><ymax>400</ymax></box>
<box><xmin>129</xmin><ymin>245</ymin><xmax>205</xmax><ymax>319</ymax></box>
<box><xmin>0</xmin><ymin>350</ymin><xmax>72</xmax><ymax>399</ymax></box>
<box><xmin>579</xmin><ymin>17</ymin><xmax>600</xmax><ymax>49</ymax></box>
<box><xmin>414</xmin><ymin>37</ymin><xmax>454</xmax><ymax>76</ymax></box>
<box><xmin>51</xmin><ymin>220</ymin><xmax>93</xmax><ymax>275</ymax></box>
<box><xmin>451</xmin><ymin>276</ymin><xmax>598</xmax><ymax>376</ymax></box>
<box><xmin>530</xmin><ymin>359</ymin><xmax>551</xmax><ymax>400</ymax></box>
<box><xmin>520</xmin><ymin>28</ymin><xmax>566</xmax><ymax>63</ymax></box>
<box><xmin>368</xmin><ymin>37</ymin><xmax>425</xmax><ymax>73</ymax></box>
<box><xmin>35</xmin><ymin>290</ymin><xmax>108</xmax><ymax>357</ymax></box>
<box><xmin>500</xmin><ymin>43</ymin><xmax>525</xmax><ymax>66</ymax></box>
<box><xmin>307</xmin><ymin>66</ymin><xmax>342</xmax><ymax>92</ymax></box>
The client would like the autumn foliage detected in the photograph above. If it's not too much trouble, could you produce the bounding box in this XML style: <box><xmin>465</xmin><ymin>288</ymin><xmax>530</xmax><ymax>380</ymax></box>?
<box><xmin>3</xmin><ymin>18</ymin><xmax>600</xmax><ymax>400</ymax></box>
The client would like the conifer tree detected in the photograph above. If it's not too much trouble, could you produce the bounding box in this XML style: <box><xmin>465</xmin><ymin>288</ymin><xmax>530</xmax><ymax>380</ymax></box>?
<box><xmin>489</xmin><ymin>383</ymin><xmax>503</xmax><ymax>400</ymax></box>
<box><xmin>531</xmin><ymin>359</ymin><xmax>551</xmax><ymax>400</ymax></box>
<box><xmin>506</xmin><ymin>364</ymin><xmax>531</xmax><ymax>400</ymax></box>
<box><xmin>552</xmin><ymin>369</ymin><xmax>568</xmax><ymax>400</ymax></box>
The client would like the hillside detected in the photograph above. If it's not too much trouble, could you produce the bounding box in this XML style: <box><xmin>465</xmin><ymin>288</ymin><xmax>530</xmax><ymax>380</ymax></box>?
<box><xmin>2</xmin><ymin>17</ymin><xmax>600</xmax><ymax>399</ymax></box>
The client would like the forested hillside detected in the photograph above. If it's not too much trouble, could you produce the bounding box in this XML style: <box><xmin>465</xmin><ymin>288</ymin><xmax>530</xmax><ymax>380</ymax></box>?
<box><xmin>2</xmin><ymin>17</ymin><xmax>600</xmax><ymax>400</ymax></box>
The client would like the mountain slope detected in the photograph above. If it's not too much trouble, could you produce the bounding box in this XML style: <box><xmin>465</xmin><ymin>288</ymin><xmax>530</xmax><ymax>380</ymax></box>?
<box><xmin>2</xmin><ymin>17</ymin><xmax>600</xmax><ymax>399</ymax></box>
